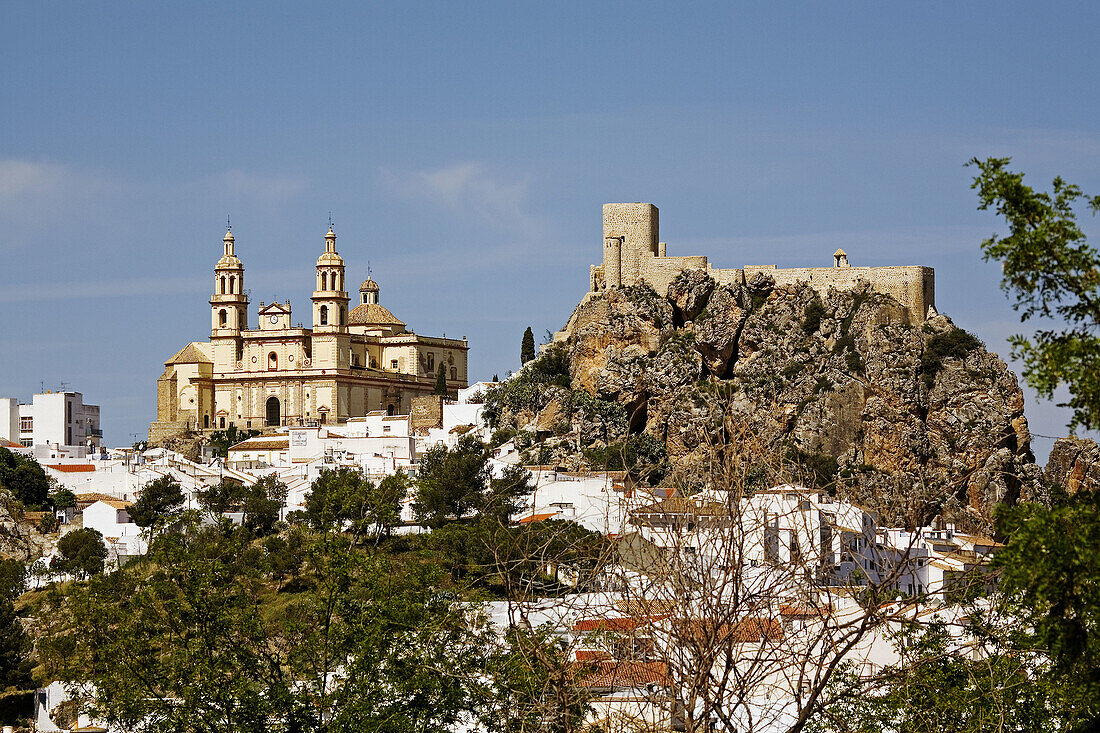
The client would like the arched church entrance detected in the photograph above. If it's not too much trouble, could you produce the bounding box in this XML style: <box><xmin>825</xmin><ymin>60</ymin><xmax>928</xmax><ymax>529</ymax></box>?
<box><xmin>266</xmin><ymin>396</ymin><xmax>281</xmax><ymax>426</ymax></box>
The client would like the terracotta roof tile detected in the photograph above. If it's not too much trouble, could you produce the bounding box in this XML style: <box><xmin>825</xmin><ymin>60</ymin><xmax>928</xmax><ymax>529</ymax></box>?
<box><xmin>228</xmin><ymin>438</ymin><xmax>289</xmax><ymax>452</ymax></box>
<box><xmin>575</xmin><ymin>661</ymin><xmax>670</xmax><ymax>689</ymax></box>
<box><xmin>47</xmin><ymin>464</ymin><xmax>96</xmax><ymax>473</ymax></box>
<box><xmin>166</xmin><ymin>342</ymin><xmax>212</xmax><ymax>365</ymax></box>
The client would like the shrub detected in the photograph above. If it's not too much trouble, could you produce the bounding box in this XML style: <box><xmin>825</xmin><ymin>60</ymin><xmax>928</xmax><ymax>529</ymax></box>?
<box><xmin>803</xmin><ymin>298</ymin><xmax>826</xmax><ymax>334</ymax></box>
<box><xmin>921</xmin><ymin>328</ymin><xmax>984</xmax><ymax>388</ymax></box>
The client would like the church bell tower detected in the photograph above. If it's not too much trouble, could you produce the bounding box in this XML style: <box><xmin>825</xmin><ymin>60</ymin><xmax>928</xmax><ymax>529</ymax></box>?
<box><xmin>210</xmin><ymin>227</ymin><xmax>249</xmax><ymax>370</ymax></box>
<box><xmin>311</xmin><ymin>224</ymin><xmax>350</xmax><ymax>372</ymax></box>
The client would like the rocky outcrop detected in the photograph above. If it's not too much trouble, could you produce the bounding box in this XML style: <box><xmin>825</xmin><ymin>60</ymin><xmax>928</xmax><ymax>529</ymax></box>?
<box><xmin>552</xmin><ymin>273</ymin><xmax>1043</xmax><ymax>530</ymax></box>
<box><xmin>0</xmin><ymin>493</ymin><xmax>51</xmax><ymax>561</ymax></box>
<box><xmin>1045</xmin><ymin>436</ymin><xmax>1100</xmax><ymax>494</ymax></box>
<box><xmin>668</xmin><ymin>268</ymin><xmax>716</xmax><ymax>323</ymax></box>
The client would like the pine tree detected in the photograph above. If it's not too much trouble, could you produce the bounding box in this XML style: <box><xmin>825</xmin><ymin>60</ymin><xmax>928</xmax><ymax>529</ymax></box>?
<box><xmin>520</xmin><ymin>326</ymin><xmax>535</xmax><ymax>365</ymax></box>
<box><xmin>0</xmin><ymin>597</ymin><xmax>32</xmax><ymax>692</ymax></box>
<box><xmin>434</xmin><ymin>361</ymin><xmax>448</xmax><ymax>396</ymax></box>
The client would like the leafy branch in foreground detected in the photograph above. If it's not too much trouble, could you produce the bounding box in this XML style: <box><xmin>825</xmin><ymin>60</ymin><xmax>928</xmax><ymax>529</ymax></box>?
<box><xmin>969</xmin><ymin>156</ymin><xmax>1100</xmax><ymax>430</ymax></box>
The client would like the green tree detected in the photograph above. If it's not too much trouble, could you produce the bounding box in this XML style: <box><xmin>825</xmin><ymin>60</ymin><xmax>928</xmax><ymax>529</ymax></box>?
<box><xmin>52</xmin><ymin>527</ymin><xmax>107</xmax><ymax>578</ymax></box>
<box><xmin>302</xmin><ymin>467</ymin><xmax>373</xmax><ymax>540</ymax></box>
<box><xmin>0</xmin><ymin>560</ymin><xmax>25</xmax><ymax>602</ymax></box>
<box><xmin>50</xmin><ymin>486</ymin><xmax>77</xmax><ymax>511</ymax></box>
<box><xmin>0</xmin><ymin>596</ymin><xmax>34</xmax><ymax>707</ymax></box>
<box><xmin>809</xmin><ymin>622</ymin><xmax>1060</xmax><ymax>733</ymax></box>
<box><xmin>484</xmin><ymin>464</ymin><xmax>532</xmax><ymax>525</ymax></box>
<box><xmin>129</xmin><ymin>475</ymin><xmax>185</xmax><ymax>531</ymax></box>
<box><xmin>207</xmin><ymin>425</ymin><xmax>261</xmax><ymax>458</ymax></box>
<box><xmin>992</xmin><ymin>491</ymin><xmax>1100</xmax><ymax>728</ymax></box>
<box><xmin>0</xmin><ymin>447</ymin><xmax>50</xmax><ymax>508</ymax></box>
<box><xmin>365</xmin><ymin>472</ymin><xmax>409</xmax><ymax>544</ymax></box>
<box><xmin>412</xmin><ymin>435</ymin><xmax>490</xmax><ymax>529</ymax></box>
<box><xmin>40</xmin><ymin>524</ymin><xmax>493</xmax><ymax>732</ymax></box>
<box><xmin>521</xmin><ymin>326</ymin><xmax>536</xmax><ymax>365</ymax></box>
<box><xmin>241</xmin><ymin>475</ymin><xmax>287</xmax><ymax>537</ymax></box>
<box><xmin>434</xmin><ymin>361</ymin><xmax>448</xmax><ymax>396</ymax></box>
<box><xmin>195</xmin><ymin>478</ymin><xmax>242</xmax><ymax>516</ymax></box>
<box><xmin>969</xmin><ymin>157</ymin><xmax>1100</xmax><ymax>430</ymax></box>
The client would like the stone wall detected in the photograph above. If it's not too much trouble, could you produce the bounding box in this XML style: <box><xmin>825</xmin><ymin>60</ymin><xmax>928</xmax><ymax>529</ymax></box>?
<box><xmin>411</xmin><ymin>395</ymin><xmax>443</xmax><ymax>433</ymax></box>
<box><xmin>590</xmin><ymin>202</ymin><xmax>936</xmax><ymax>323</ymax></box>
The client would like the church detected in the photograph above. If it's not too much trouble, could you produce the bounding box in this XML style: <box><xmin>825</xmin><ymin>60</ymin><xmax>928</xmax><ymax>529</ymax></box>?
<box><xmin>149</xmin><ymin>225</ymin><xmax>468</xmax><ymax>442</ymax></box>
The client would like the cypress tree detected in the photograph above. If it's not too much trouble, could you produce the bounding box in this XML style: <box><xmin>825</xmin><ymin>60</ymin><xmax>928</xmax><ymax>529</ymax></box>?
<box><xmin>434</xmin><ymin>362</ymin><xmax>448</xmax><ymax>396</ymax></box>
<box><xmin>520</xmin><ymin>326</ymin><xmax>535</xmax><ymax>365</ymax></box>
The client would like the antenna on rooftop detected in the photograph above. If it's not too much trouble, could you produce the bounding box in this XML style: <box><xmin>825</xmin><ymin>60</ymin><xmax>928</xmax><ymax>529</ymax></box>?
<box><xmin>59</xmin><ymin>381</ymin><xmax>70</xmax><ymax>392</ymax></box>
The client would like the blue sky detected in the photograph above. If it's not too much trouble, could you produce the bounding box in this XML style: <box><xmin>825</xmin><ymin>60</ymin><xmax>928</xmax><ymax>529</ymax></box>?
<box><xmin>2</xmin><ymin>1</ymin><xmax>1099</xmax><ymax>458</ymax></box>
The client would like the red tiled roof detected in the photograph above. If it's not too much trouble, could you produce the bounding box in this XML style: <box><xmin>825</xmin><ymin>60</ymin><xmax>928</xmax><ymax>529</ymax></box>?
<box><xmin>573</xmin><ymin>615</ymin><xmax>667</xmax><ymax>633</ymax></box>
<box><xmin>1</xmin><ymin>439</ymin><xmax>23</xmax><ymax>449</ymax></box>
<box><xmin>575</xmin><ymin>650</ymin><xmax>612</xmax><ymax>662</ymax></box>
<box><xmin>517</xmin><ymin>511</ymin><xmax>559</xmax><ymax>524</ymax></box>
<box><xmin>47</xmin><ymin>464</ymin><xmax>96</xmax><ymax>473</ymax></box>
<box><xmin>75</xmin><ymin>492</ymin><xmax>124</xmax><ymax>507</ymax></box>
<box><xmin>575</xmin><ymin>661</ymin><xmax>670</xmax><ymax>689</ymax></box>
<box><xmin>676</xmin><ymin>618</ymin><xmax>784</xmax><ymax>644</ymax></box>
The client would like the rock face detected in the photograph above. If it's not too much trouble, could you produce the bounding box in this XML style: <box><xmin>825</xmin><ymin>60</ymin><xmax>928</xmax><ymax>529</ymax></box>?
<box><xmin>555</xmin><ymin>269</ymin><xmax>1043</xmax><ymax>530</ymax></box>
<box><xmin>1045</xmin><ymin>436</ymin><xmax>1100</xmax><ymax>494</ymax></box>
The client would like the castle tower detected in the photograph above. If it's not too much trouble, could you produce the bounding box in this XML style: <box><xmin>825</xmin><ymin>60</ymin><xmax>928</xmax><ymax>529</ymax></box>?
<box><xmin>603</xmin><ymin>235</ymin><xmax>623</xmax><ymax>288</ymax></box>
<box><xmin>312</xmin><ymin>226</ymin><xmax>349</xmax><ymax>331</ymax></box>
<box><xmin>359</xmin><ymin>275</ymin><xmax>379</xmax><ymax>305</ymax></box>
<box><xmin>603</xmin><ymin>203</ymin><xmax>659</xmax><ymax>287</ymax></box>
<box><xmin>210</xmin><ymin>227</ymin><xmax>249</xmax><ymax>370</ymax></box>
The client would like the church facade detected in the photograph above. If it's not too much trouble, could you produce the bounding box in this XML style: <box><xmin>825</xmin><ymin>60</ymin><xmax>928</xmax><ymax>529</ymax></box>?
<box><xmin>149</xmin><ymin>226</ymin><xmax>468</xmax><ymax>442</ymax></box>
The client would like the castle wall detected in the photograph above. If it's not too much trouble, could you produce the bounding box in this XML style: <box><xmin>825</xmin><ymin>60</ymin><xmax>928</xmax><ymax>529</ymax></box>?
<box><xmin>589</xmin><ymin>202</ymin><xmax>936</xmax><ymax>323</ymax></box>
<box><xmin>640</xmin><ymin>254</ymin><xmax>710</xmax><ymax>297</ymax></box>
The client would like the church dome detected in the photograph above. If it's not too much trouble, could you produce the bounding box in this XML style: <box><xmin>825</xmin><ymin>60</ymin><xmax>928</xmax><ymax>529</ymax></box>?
<box><xmin>360</xmin><ymin>277</ymin><xmax>379</xmax><ymax>292</ymax></box>
<box><xmin>348</xmin><ymin>303</ymin><xmax>404</xmax><ymax>327</ymax></box>
<box><xmin>316</xmin><ymin>251</ymin><xmax>344</xmax><ymax>265</ymax></box>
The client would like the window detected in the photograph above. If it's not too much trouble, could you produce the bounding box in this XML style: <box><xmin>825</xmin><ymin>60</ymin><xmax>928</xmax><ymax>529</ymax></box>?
<box><xmin>228</xmin><ymin>275</ymin><xmax>235</xmax><ymax>293</ymax></box>
<box><xmin>204</xmin><ymin>415</ymin><xmax>210</xmax><ymax>429</ymax></box>
<box><xmin>321</xmin><ymin>272</ymin><xmax>328</xmax><ymax>290</ymax></box>
<box><xmin>20</xmin><ymin>439</ymin><xmax>31</xmax><ymax>447</ymax></box>
<box><xmin>219</xmin><ymin>309</ymin><xmax>228</xmax><ymax>327</ymax></box>
<box><xmin>386</xmin><ymin>404</ymin><xmax>396</xmax><ymax>416</ymax></box>
<box><xmin>450</xmin><ymin>366</ymin><xmax>457</xmax><ymax>380</ymax></box>
<box><xmin>391</xmin><ymin>359</ymin><xmax>398</xmax><ymax>370</ymax></box>
<box><xmin>427</xmin><ymin>353</ymin><xmax>435</xmax><ymax>370</ymax></box>
<box><xmin>220</xmin><ymin>276</ymin><xmax>226</xmax><ymax>294</ymax></box>
<box><xmin>219</xmin><ymin>417</ymin><xmax>226</xmax><ymax>428</ymax></box>
<box><xmin>19</xmin><ymin>416</ymin><xmax>31</xmax><ymax>432</ymax></box>
<box><xmin>67</xmin><ymin>401</ymin><xmax>72</xmax><ymax>424</ymax></box>
<box><xmin>383</xmin><ymin>425</ymin><xmax>391</xmax><ymax>433</ymax></box>
<box><xmin>339</xmin><ymin>306</ymin><xmax>344</xmax><ymax>325</ymax></box>
<box><xmin>268</xmin><ymin>352</ymin><xmax>278</xmax><ymax>371</ymax></box>
<box><xmin>319</xmin><ymin>305</ymin><xmax>328</xmax><ymax>325</ymax></box>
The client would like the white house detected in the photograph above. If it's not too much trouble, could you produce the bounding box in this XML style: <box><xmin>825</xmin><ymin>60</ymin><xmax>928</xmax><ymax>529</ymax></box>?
<box><xmin>513</xmin><ymin>468</ymin><xmax>632</xmax><ymax>536</ymax></box>
<box><xmin>0</xmin><ymin>390</ymin><xmax>102</xmax><ymax>456</ymax></box>
<box><xmin>80</xmin><ymin>499</ymin><xmax>147</xmax><ymax>559</ymax></box>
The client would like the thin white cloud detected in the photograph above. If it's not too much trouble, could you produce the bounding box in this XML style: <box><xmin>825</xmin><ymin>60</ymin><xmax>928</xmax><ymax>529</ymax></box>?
<box><xmin>0</xmin><ymin>159</ymin><xmax>66</xmax><ymax>199</ymax></box>
<box><xmin>214</xmin><ymin>169</ymin><xmax>310</xmax><ymax>202</ymax></box>
<box><xmin>0</xmin><ymin>158</ymin><xmax>114</xmax><ymax>209</ymax></box>
<box><xmin>0</xmin><ymin>265</ymin><xmax>306</xmax><ymax>304</ymax></box>
<box><xmin>379</xmin><ymin>162</ymin><xmax>541</xmax><ymax>237</ymax></box>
